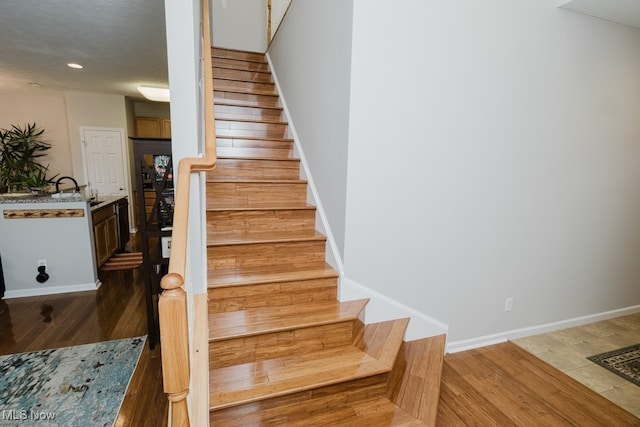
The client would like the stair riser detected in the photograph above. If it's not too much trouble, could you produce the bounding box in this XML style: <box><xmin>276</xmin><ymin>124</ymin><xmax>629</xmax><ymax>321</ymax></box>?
<box><xmin>217</xmin><ymin>137</ymin><xmax>293</xmax><ymax>150</ymax></box>
<box><xmin>210</xmin><ymin>374</ymin><xmax>389</xmax><ymax>419</ymax></box>
<box><xmin>213</xmin><ymin>48</ymin><xmax>266</xmax><ymax>63</ymax></box>
<box><xmin>216</xmin><ymin>120</ymin><xmax>288</xmax><ymax>138</ymax></box>
<box><xmin>216</xmin><ymin>119</ymin><xmax>288</xmax><ymax>139</ymax></box>
<box><xmin>207</xmin><ymin>240</ymin><xmax>326</xmax><ymax>271</ymax></box>
<box><xmin>216</xmin><ymin>146</ymin><xmax>295</xmax><ymax>160</ymax></box>
<box><xmin>212</xmin><ymin>58</ymin><xmax>270</xmax><ymax>73</ymax></box>
<box><xmin>214</xmin><ymin>91</ymin><xmax>279</xmax><ymax>108</ymax></box>
<box><xmin>206</xmin><ymin>182</ymin><xmax>307</xmax><ymax>208</ymax></box>
<box><xmin>207</xmin><ymin>208</ymin><xmax>314</xmax><ymax>235</ymax></box>
<box><xmin>214</xmin><ymin>78</ymin><xmax>276</xmax><ymax>95</ymax></box>
<box><xmin>213</xmin><ymin>67</ymin><xmax>273</xmax><ymax>83</ymax></box>
<box><xmin>208</xmin><ymin>277</ymin><xmax>338</xmax><ymax>314</ymax></box>
<box><xmin>215</xmin><ymin>105</ymin><xmax>284</xmax><ymax>122</ymax></box>
<box><xmin>210</xmin><ymin>322</ymin><xmax>357</xmax><ymax>369</ymax></box>
<box><xmin>209</xmin><ymin>158</ymin><xmax>300</xmax><ymax>180</ymax></box>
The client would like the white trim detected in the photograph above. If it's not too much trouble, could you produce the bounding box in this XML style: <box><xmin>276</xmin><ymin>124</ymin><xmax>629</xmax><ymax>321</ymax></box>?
<box><xmin>265</xmin><ymin>52</ymin><xmax>344</xmax><ymax>275</ymax></box>
<box><xmin>340</xmin><ymin>276</ymin><xmax>448</xmax><ymax>341</ymax></box>
<box><xmin>5</xmin><ymin>280</ymin><xmax>101</xmax><ymax>298</ymax></box>
<box><xmin>445</xmin><ymin>304</ymin><xmax>640</xmax><ymax>354</ymax></box>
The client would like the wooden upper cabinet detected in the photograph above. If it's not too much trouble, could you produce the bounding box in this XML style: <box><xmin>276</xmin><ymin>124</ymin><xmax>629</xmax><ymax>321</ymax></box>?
<box><xmin>134</xmin><ymin>116</ymin><xmax>171</xmax><ymax>138</ymax></box>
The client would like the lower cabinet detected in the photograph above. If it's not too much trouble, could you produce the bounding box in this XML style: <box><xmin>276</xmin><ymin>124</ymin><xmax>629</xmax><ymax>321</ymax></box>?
<box><xmin>93</xmin><ymin>205</ymin><xmax>118</xmax><ymax>268</ymax></box>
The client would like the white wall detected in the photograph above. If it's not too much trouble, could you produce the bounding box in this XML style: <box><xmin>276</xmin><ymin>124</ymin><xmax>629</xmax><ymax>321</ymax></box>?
<box><xmin>268</xmin><ymin>0</ymin><xmax>353</xmax><ymax>260</ymax></box>
<box><xmin>0</xmin><ymin>200</ymin><xmax>97</xmax><ymax>297</ymax></box>
<box><xmin>345</xmin><ymin>0</ymin><xmax>640</xmax><ymax>344</ymax></box>
<box><xmin>212</xmin><ymin>0</ymin><xmax>267</xmax><ymax>53</ymax></box>
<box><xmin>0</xmin><ymin>89</ymin><xmax>73</xmax><ymax>183</ymax></box>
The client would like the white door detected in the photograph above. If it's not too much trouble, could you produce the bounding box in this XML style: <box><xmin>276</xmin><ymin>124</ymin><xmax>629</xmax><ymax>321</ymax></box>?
<box><xmin>81</xmin><ymin>128</ymin><xmax>127</xmax><ymax>196</ymax></box>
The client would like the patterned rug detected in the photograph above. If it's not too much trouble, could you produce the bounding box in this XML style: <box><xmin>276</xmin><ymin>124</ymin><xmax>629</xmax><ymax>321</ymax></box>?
<box><xmin>587</xmin><ymin>344</ymin><xmax>640</xmax><ymax>387</ymax></box>
<box><xmin>0</xmin><ymin>336</ymin><xmax>146</xmax><ymax>426</ymax></box>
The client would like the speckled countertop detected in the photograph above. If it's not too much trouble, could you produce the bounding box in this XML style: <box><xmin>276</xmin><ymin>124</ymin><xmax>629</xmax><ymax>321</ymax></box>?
<box><xmin>0</xmin><ymin>193</ymin><xmax>127</xmax><ymax>212</ymax></box>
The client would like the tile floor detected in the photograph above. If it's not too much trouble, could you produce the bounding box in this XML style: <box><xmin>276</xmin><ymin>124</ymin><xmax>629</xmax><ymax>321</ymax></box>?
<box><xmin>513</xmin><ymin>312</ymin><xmax>640</xmax><ymax>418</ymax></box>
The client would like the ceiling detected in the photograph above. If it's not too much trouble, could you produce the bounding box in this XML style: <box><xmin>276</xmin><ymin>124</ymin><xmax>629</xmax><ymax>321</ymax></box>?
<box><xmin>1</xmin><ymin>0</ymin><xmax>639</xmax><ymax>103</ymax></box>
<box><xmin>0</xmin><ymin>0</ymin><xmax>168</xmax><ymax>101</ymax></box>
<box><xmin>558</xmin><ymin>0</ymin><xmax>640</xmax><ymax>29</ymax></box>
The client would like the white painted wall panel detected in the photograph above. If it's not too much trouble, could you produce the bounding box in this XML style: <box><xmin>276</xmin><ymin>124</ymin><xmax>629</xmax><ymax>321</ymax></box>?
<box><xmin>345</xmin><ymin>0</ymin><xmax>640</xmax><ymax>343</ymax></box>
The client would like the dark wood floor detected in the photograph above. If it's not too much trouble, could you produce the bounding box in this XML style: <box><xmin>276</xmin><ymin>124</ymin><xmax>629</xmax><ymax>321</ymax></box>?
<box><xmin>0</xmin><ymin>267</ymin><xmax>168</xmax><ymax>427</ymax></box>
<box><xmin>438</xmin><ymin>341</ymin><xmax>640</xmax><ymax>426</ymax></box>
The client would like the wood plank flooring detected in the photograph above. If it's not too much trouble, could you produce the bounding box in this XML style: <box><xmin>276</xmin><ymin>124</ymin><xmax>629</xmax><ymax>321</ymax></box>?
<box><xmin>0</xmin><ymin>267</ymin><xmax>167</xmax><ymax>427</ymax></box>
<box><xmin>437</xmin><ymin>341</ymin><xmax>640</xmax><ymax>426</ymax></box>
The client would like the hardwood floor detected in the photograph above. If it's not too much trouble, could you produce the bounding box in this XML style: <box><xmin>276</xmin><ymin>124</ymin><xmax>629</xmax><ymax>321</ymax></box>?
<box><xmin>437</xmin><ymin>341</ymin><xmax>640</xmax><ymax>426</ymax></box>
<box><xmin>0</xmin><ymin>267</ymin><xmax>168</xmax><ymax>427</ymax></box>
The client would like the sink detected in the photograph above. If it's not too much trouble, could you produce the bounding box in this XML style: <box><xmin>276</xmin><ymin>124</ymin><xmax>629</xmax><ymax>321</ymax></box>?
<box><xmin>90</xmin><ymin>200</ymin><xmax>102</xmax><ymax>207</ymax></box>
<box><xmin>52</xmin><ymin>192</ymin><xmax>82</xmax><ymax>199</ymax></box>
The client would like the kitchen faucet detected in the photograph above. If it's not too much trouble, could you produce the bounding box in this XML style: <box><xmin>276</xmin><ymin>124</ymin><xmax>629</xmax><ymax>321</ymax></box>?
<box><xmin>55</xmin><ymin>176</ymin><xmax>80</xmax><ymax>193</ymax></box>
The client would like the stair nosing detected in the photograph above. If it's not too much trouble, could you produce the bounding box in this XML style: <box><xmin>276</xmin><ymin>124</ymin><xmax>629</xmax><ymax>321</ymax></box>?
<box><xmin>212</xmin><ymin>55</ymin><xmax>268</xmax><ymax>66</ymax></box>
<box><xmin>209</xmin><ymin>347</ymin><xmax>390</xmax><ymax>411</ymax></box>
<box><xmin>215</xmin><ymin>117</ymin><xmax>288</xmax><ymax>126</ymax></box>
<box><xmin>216</xmin><ymin>135</ymin><xmax>293</xmax><ymax>142</ymax></box>
<box><xmin>216</xmin><ymin>155</ymin><xmax>299</xmax><ymax>163</ymax></box>
<box><xmin>207</xmin><ymin>231</ymin><xmax>326</xmax><ymax>248</ymax></box>
<box><xmin>214</xmin><ymin>87</ymin><xmax>279</xmax><ymax>97</ymax></box>
<box><xmin>206</xmin><ymin>205</ymin><xmax>315</xmax><ymax>212</ymax></box>
<box><xmin>207</xmin><ymin>263</ymin><xmax>338</xmax><ymax>288</ymax></box>
<box><xmin>208</xmin><ymin>299</ymin><xmax>369</xmax><ymax>342</ymax></box>
<box><xmin>214</xmin><ymin>100</ymin><xmax>283</xmax><ymax>112</ymax></box>
<box><xmin>206</xmin><ymin>178</ymin><xmax>307</xmax><ymax>184</ymax></box>
<box><xmin>214</xmin><ymin>76</ymin><xmax>275</xmax><ymax>86</ymax></box>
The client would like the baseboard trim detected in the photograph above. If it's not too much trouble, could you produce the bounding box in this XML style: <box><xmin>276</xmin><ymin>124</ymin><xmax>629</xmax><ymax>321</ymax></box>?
<box><xmin>4</xmin><ymin>281</ymin><xmax>100</xmax><ymax>298</ymax></box>
<box><xmin>265</xmin><ymin>52</ymin><xmax>344</xmax><ymax>274</ymax></box>
<box><xmin>445</xmin><ymin>304</ymin><xmax>640</xmax><ymax>354</ymax></box>
<box><xmin>340</xmin><ymin>276</ymin><xmax>448</xmax><ymax>341</ymax></box>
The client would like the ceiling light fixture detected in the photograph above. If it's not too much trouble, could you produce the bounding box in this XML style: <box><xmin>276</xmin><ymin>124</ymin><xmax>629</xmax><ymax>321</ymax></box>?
<box><xmin>137</xmin><ymin>86</ymin><xmax>170</xmax><ymax>102</ymax></box>
<box><xmin>67</xmin><ymin>63</ymin><xmax>84</xmax><ymax>69</ymax></box>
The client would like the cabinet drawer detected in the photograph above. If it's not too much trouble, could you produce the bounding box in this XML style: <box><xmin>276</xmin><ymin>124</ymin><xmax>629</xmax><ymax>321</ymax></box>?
<box><xmin>92</xmin><ymin>204</ymin><xmax>115</xmax><ymax>224</ymax></box>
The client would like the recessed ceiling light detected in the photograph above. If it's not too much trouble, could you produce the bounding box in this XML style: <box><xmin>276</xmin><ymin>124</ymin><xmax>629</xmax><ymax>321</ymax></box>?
<box><xmin>67</xmin><ymin>63</ymin><xmax>84</xmax><ymax>69</ymax></box>
<box><xmin>137</xmin><ymin>86</ymin><xmax>170</xmax><ymax>102</ymax></box>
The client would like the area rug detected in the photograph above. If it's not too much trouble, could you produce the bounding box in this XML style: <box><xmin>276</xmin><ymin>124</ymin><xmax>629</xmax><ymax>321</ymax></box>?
<box><xmin>587</xmin><ymin>344</ymin><xmax>640</xmax><ymax>387</ymax></box>
<box><xmin>0</xmin><ymin>336</ymin><xmax>146</xmax><ymax>426</ymax></box>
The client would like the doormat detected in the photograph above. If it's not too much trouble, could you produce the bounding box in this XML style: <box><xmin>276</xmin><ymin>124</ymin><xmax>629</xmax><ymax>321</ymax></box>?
<box><xmin>587</xmin><ymin>344</ymin><xmax>640</xmax><ymax>387</ymax></box>
<box><xmin>0</xmin><ymin>336</ymin><xmax>146</xmax><ymax>426</ymax></box>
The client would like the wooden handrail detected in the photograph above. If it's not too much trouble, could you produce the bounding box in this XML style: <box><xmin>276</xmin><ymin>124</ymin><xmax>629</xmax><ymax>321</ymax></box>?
<box><xmin>159</xmin><ymin>0</ymin><xmax>217</xmax><ymax>424</ymax></box>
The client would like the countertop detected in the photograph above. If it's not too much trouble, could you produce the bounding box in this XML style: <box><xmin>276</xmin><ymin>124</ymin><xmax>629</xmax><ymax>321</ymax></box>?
<box><xmin>0</xmin><ymin>193</ymin><xmax>127</xmax><ymax>212</ymax></box>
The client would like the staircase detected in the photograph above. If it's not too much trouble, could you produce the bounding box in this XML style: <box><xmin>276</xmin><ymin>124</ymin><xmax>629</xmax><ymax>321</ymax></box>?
<box><xmin>207</xmin><ymin>47</ymin><xmax>445</xmax><ymax>426</ymax></box>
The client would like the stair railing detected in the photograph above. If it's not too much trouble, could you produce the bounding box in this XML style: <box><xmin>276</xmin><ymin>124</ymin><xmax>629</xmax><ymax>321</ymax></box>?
<box><xmin>158</xmin><ymin>0</ymin><xmax>217</xmax><ymax>424</ymax></box>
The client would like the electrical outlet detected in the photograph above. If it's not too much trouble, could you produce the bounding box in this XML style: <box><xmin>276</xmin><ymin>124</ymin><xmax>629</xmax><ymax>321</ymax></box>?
<box><xmin>504</xmin><ymin>297</ymin><xmax>514</xmax><ymax>312</ymax></box>
<box><xmin>38</xmin><ymin>259</ymin><xmax>47</xmax><ymax>268</ymax></box>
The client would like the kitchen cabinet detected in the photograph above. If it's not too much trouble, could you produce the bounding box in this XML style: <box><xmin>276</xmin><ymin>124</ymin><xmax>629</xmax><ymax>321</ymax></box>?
<box><xmin>134</xmin><ymin>117</ymin><xmax>171</xmax><ymax>138</ymax></box>
<box><xmin>91</xmin><ymin>196</ymin><xmax>129</xmax><ymax>268</ymax></box>
<box><xmin>92</xmin><ymin>204</ymin><xmax>118</xmax><ymax>268</ymax></box>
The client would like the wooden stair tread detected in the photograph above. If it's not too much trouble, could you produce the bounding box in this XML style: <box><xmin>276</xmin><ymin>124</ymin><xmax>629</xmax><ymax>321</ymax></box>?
<box><xmin>209</xmin><ymin>299</ymin><xmax>368</xmax><ymax>341</ymax></box>
<box><xmin>211</xmin><ymin>397</ymin><xmax>427</xmax><ymax>427</ymax></box>
<box><xmin>212</xmin><ymin>48</ymin><xmax>267</xmax><ymax>64</ymax></box>
<box><xmin>214</xmin><ymin>86</ymin><xmax>279</xmax><ymax>97</ymax></box>
<box><xmin>214</xmin><ymin>86</ymin><xmax>278</xmax><ymax>97</ymax></box>
<box><xmin>283</xmin><ymin>398</ymin><xmax>428</xmax><ymax>427</ymax></box>
<box><xmin>207</xmin><ymin>177</ymin><xmax>305</xmax><ymax>183</ymax></box>
<box><xmin>210</xmin><ymin>346</ymin><xmax>385</xmax><ymax>410</ymax></box>
<box><xmin>208</xmin><ymin>262</ymin><xmax>338</xmax><ymax>288</ymax></box>
<box><xmin>215</xmin><ymin>115</ymin><xmax>287</xmax><ymax>125</ymax></box>
<box><xmin>208</xmin><ymin>230</ymin><xmax>325</xmax><ymax>246</ymax></box>
<box><xmin>215</xmin><ymin>147</ymin><xmax>296</xmax><ymax>160</ymax></box>
<box><xmin>210</xmin><ymin>319</ymin><xmax>409</xmax><ymax>410</ymax></box>
<box><xmin>207</xmin><ymin>204</ymin><xmax>315</xmax><ymax>213</ymax></box>
<box><xmin>215</xmin><ymin>100</ymin><xmax>283</xmax><ymax>112</ymax></box>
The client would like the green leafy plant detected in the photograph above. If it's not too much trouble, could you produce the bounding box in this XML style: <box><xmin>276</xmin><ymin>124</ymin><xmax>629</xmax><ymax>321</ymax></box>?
<box><xmin>0</xmin><ymin>123</ymin><xmax>57</xmax><ymax>192</ymax></box>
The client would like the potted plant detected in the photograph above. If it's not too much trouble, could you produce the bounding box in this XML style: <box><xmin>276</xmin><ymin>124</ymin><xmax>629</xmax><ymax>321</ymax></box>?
<box><xmin>0</xmin><ymin>123</ymin><xmax>57</xmax><ymax>193</ymax></box>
